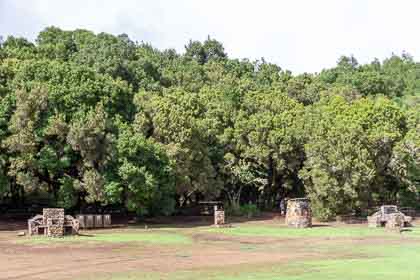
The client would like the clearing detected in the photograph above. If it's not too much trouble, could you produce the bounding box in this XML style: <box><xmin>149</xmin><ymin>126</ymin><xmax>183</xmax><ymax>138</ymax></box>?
<box><xmin>1</xmin><ymin>216</ymin><xmax>420</xmax><ymax>280</ymax></box>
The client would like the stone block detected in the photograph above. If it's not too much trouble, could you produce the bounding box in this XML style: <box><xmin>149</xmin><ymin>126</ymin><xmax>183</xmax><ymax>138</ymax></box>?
<box><xmin>85</xmin><ymin>215</ymin><xmax>94</xmax><ymax>228</ymax></box>
<box><xmin>43</xmin><ymin>208</ymin><xmax>64</xmax><ymax>224</ymax></box>
<box><xmin>95</xmin><ymin>215</ymin><xmax>103</xmax><ymax>228</ymax></box>
<box><xmin>103</xmin><ymin>214</ymin><xmax>112</xmax><ymax>227</ymax></box>
<box><xmin>214</xmin><ymin>210</ymin><xmax>225</xmax><ymax>225</ymax></box>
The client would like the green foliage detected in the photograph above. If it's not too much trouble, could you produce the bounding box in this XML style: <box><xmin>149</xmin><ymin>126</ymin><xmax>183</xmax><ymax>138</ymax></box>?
<box><xmin>112</xmin><ymin>124</ymin><xmax>175</xmax><ymax>216</ymax></box>
<box><xmin>0</xmin><ymin>26</ymin><xmax>418</xmax><ymax>217</ymax></box>
<box><xmin>301</xmin><ymin>95</ymin><xmax>412</xmax><ymax>220</ymax></box>
<box><xmin>185</xmin><ymin>36</ymin><xmax>227</xmax><ymax>64</ymax></box>
<box><xmin>134</xmin><ymin>90</ymin><xmax>222</xmax><ymax>203</ymax></box>
<box><xmin>56</xmin><ymin>176</ymin><xmax>78</xmax><ymax>209</ymax></box>
<box><xmin>227</xmin><ymin>203</ymin><xmax>261</xmax><ymax>218</ymax></box>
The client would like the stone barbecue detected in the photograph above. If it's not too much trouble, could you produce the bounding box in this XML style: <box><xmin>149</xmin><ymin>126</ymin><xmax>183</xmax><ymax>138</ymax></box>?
<box><xmin>285</xmin><ymin>198</ymin><xmax>312</xmax><ymax>228</ymax></box>
<box><xmin>214</xmin><ymin>205</ymin><xmax>225</xmax><ymax>226</ymax></box>
<box><xmin>28</xmin><ymin>208</ymin><xmax>80</xmax><ymax>237</ymax></box>
<box><xmin>368</xmin><ymin>205</ymin><xmax>412</xmax><ymax>228</ymax></box>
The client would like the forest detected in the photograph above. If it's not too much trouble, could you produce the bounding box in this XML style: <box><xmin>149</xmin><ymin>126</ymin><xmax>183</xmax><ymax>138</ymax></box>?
<box><xmin>0</xmin><ymin>26</ymin><xmax>418</xmax><ymax>220</ymax></box>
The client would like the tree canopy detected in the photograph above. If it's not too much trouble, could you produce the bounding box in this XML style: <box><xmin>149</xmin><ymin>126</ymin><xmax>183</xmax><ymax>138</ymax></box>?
<box><xmin>0</xmin><ymin>26</ymin><xmax>418</xmax><ymax>219</ymax></box>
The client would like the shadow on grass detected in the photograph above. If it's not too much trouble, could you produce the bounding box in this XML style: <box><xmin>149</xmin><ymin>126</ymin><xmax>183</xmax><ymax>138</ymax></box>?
<box><xmin>76</xmin><ymin>233</ymin><xmax>95</xmax><ymax>237</ymax></box>
<box><xmin>311</xmin><ymin>224</ymin><xmax>330</xmax><ymax>228</ymax></box>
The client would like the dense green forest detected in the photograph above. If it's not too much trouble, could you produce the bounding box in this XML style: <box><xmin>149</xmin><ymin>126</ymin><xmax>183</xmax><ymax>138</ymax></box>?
<box><xmin>0</xmin><ymin>27</ymin><xmax>419</xmax><ymax>219</ymax></box>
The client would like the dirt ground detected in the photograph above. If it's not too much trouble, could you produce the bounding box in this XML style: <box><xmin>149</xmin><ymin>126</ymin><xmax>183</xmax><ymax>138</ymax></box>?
<box><xmin>0</xmin><ymin>215</ymin><xmax>417</xmax><ymax>280</ymax></box>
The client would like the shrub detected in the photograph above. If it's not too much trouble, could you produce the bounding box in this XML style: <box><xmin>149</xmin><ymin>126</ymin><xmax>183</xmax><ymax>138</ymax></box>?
<box><xmin>226</xmin><ymin>203</ymin><xmax>260</xmax><ymax>218</ymax></box>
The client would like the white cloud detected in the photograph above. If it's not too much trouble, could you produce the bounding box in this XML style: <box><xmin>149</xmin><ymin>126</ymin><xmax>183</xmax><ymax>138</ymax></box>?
<box><xmin>1</xmin><ymin>0</ymin><xmax>420</xmax><ymax>73</ymax></box>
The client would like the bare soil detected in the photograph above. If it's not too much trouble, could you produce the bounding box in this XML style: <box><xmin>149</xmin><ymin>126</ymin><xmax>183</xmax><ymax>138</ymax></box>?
<box><xmin>0</xmin><ymin>216</ymin><xmax>417</xmax><ymax>280</ymax></box>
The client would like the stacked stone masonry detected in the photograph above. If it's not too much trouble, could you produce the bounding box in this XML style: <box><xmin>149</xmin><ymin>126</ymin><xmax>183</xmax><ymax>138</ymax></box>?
<box><xmin>214</xmin><ymin>205</ymin><xmax>225</xmax><ymax>225</ymax></box>
<box><xmin>286</xmin><ymin>198</ymin><xmax>312</xmax><ymax>228</ymax></box>
<box><xmin>28</xmin><ymin>208</ymin><xmax>79</xmax><ymax>237</ymax></box>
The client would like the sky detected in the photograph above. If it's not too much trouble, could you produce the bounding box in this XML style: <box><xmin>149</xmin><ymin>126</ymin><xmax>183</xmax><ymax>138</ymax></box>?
<box><xmin>1</xmin><ymin>0</ymin><xmax>419</xmax><ymax>73</ymax></box>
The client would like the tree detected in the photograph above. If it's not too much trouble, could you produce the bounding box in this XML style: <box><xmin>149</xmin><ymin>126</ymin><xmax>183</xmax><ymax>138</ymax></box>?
<box><xmin>3</xmin><ymin>87</ymin><xmax>49</xmax><ymax>197</ymax></box>
<box><xmin>67</xmin><ymin>104</ymin><xmax>113</xmax><ymax>203</ymax></box>
<box><xmin>0</xmin><ymin>27</ymin><xmax>419</xmax><ymax>217</ymax></box>
<box><xmin>230</xmin><ymin>91</ymin><xmax>305</xmax><ymax>207</ymax></box>
<box><xmin>185</xmin><ymin>36</ymin><xmax>227</xmax><ymax>64</ymax></box>
<box><xmin>301</xmin><ymin>95</ymin><xmax>410</xmax><ymax>220</ymax></box>
<box><xmin>106</xmin><ymin>123</ymin><xmax>175</xmax><ymax>216</ymax></box>
<box><xmin>133</xmin><ymin>90</ymin><xmax>222</xmax><ymax>205</ymax></box>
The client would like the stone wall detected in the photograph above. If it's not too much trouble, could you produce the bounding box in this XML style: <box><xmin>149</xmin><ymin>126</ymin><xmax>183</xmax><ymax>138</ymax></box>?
<box><xmin>43</xmin><ymin>208</ymin><xmax>65</xmax><ymax>237</ymax></box>
<box><xmin>286</xmin><ymin>198</ymin><xmax>312</xmax><ymax>228</ymax></box>
<box><xmin>95</xmin><ymin>215</ymin><xmax>103</xmax><ymax>228</ymax></box>
<box><xmin>103</xmin><ymin>214</ymin><xmax>112</xmax><ymax>227</ymax></box>
<box><xmin>367</xmin><ymin>215</ymin><xmax>381</xmax><ymax>228</ymax></box>
<box><xmin>385</xmin><ymin>213</ymin><xmax>405</xmax><ymax>229</ymax></box>
<box><xmin>46</xmin><ymin>218</ymin><xmax>64</xmax><ymax>237</ymax></box>
<box><xmin>43</xmin><ymin>208</ymin><xmax>65</xmax><ymax>224</ymax></box>
<box><xmin>85</xmin><ymin>215</ymin><xmax>95</xmax><ymax>228</ymax></box>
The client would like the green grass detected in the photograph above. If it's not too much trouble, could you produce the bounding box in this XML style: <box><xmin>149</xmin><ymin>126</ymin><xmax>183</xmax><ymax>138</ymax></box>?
<box><xmin>79</xmin><ymin>225</ymin><xmax>420</xmax><ymax>280</ymax></box>
<box><xmin>86</xmin><ymin>244</ymin><xmax>420</xmax><ymax>280</ymax></box>
<box><xmin>207</xmin><ymin>224</ymin><xmax>420</xmax><ymax>238</ymax></box>
<box><xmin>17</xmin><ymin>231</ymin><xmax>191</xmax><ymax>245</ymax></box>
<box><xmin>17</xmin><ymin>224</ymin><xmax>420</xmax><ymax>280</ymax></box>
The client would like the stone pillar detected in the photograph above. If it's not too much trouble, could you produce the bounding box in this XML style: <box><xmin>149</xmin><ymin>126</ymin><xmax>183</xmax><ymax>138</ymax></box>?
<box><xmin>43</xmin><ymin>208</ymin><xmax>65</xmax><ymax>237</ymax></box>
<box><xmin>214</xmin><ymin>205</ymin><xmax>225</xmax><ymax>226</ymax></box>
<box><xmin>285</xmin><ymin>198</ymin><xmax>312</xmax><ymax>228</ymax></box>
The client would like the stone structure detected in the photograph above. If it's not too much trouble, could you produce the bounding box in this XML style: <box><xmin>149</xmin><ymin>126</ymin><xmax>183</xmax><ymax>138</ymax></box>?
<box><xmin>385</xmin><ymin>213</ymin><xmax>405</xmax><ymax>229</ymax></box>
<box><xmin>95</xmin><ymin>215</ymin><xmax>103</xmax><ymax>228</ymax></box>
<box><xmin>286</xmin><ymin>198</ymin><xmax>312</xmax><ymax>228</ymax></box>
<box><xmin>103</xmin><ymin>214</ymin><xmax>112</xmax><ymax>227</ymax></box>
<box><xmin>214</xmin><ymin>205</ymin><xmax>225</xmax><ymax>226</ymax></box>
<box><xmin>85</xmin><ymin>215</ymin><xmax>94</xmax><ymax>228</ymax></box>
<box><xmin>28</xmin><ymin>208</ymin><xmax>79</xmax><ymax>237</ymax></box>
<box><xmin>76</xmin><ymin>214</ymin><xmax>112</xmax><ymax>229</ymax></box>
<box><xmin>368</xmin><ymin>205</ymin><xmax>412</xmax><ymax>228</ymax></box>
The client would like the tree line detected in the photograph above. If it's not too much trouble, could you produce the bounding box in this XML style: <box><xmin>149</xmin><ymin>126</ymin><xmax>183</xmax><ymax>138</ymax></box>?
<box><xmin>0</xmin><ymin>27</ymin><xmax>418</xmax><ymax>220</ymax></box>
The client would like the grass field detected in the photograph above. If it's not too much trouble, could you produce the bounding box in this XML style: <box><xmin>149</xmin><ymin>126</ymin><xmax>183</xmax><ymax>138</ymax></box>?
<box><xmin>1</xmin><ymin>218</ymin><xmax>420</xmax><ymax>280</ymax></box>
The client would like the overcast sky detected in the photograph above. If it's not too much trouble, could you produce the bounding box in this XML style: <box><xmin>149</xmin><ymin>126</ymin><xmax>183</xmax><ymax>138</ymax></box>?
<box><xmin>1</xmin><ymin>0</ymin><xmax>419</xmax><ymax>73</ymax></box>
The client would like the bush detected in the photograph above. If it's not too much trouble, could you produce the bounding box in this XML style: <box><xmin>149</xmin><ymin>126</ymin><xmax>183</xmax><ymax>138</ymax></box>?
<box><xmin>226</xmin><ymin>203</ymin><xmax>260</xmax><ymax>218</ymax></box>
